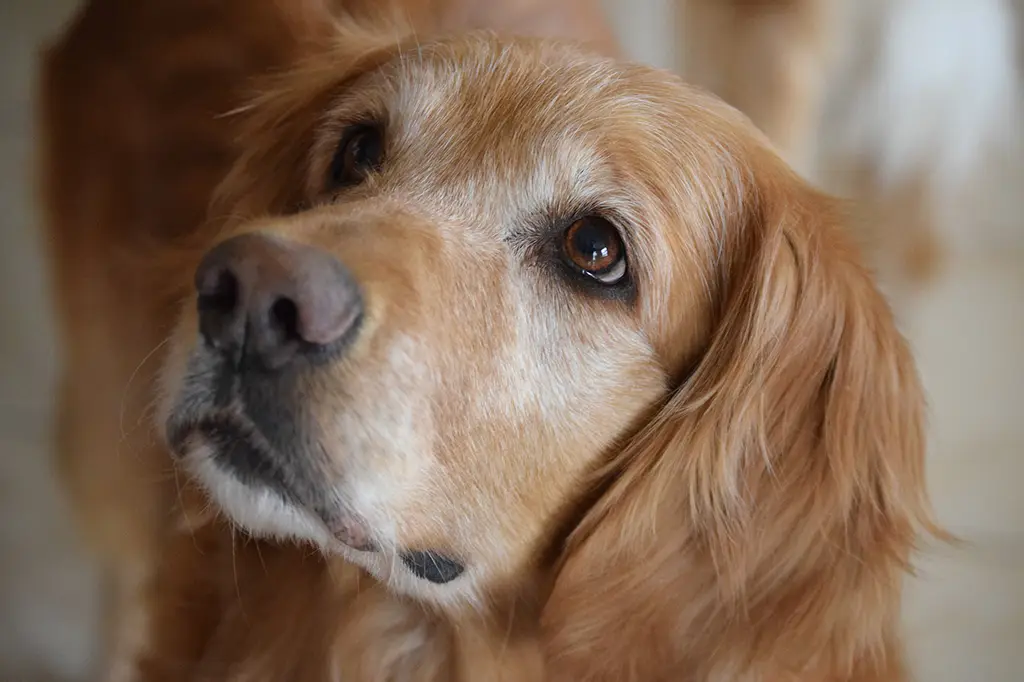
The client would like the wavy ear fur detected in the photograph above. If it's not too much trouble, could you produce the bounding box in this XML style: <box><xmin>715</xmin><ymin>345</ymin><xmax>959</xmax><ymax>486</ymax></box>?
<box><xmin>542</xmin><ymin>149</ymin><xmax>938</xmax><ymax>682</ymax></box>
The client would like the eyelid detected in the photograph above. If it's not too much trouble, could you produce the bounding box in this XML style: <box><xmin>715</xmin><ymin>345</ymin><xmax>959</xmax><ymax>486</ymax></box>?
<box><xmin>587</xmin><ymin>257</ymin><xmax>627</xmax><ymax>284</ymax></box>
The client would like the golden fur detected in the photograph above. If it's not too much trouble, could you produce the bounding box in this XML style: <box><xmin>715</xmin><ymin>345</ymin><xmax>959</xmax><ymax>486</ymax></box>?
<box><xmin>39</xmin><ymin>1</ymin><xmax>938</xmax><ymax>680</ymax></box>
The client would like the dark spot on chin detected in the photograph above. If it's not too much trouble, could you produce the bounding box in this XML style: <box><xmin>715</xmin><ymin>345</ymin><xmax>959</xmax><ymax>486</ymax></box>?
<box><xmin>401</xmin><ymin>550</ymin><xmax>465</xmax><ymax>584</ymax></box>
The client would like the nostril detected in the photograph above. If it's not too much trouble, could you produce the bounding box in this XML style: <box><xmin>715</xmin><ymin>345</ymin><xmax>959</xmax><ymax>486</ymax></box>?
<box><xmin>269</xmin><ymin>297</ymin><xmax>300</xmax><ymax>342</ymax></box>
<box><xmin>196</xmin><ymin>267</ymin><xmax>245</xmax><ymax>354</ymax></box>
<box><xmin>197</xmin><ymin>268</ymin><xmax>240</xmax><ymax>317</ymax></box>
<box><xmin>194</xmin><ymin>233</ymin><xmax>364</xmax><ymax>370</ymax></box>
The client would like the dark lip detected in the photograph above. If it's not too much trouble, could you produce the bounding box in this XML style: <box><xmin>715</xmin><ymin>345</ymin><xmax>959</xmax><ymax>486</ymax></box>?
<box><xmin>178</xmin><ymin>415</ymin><xmax>301</xmax><ymax>502</ymax></box>
<box><xmin>164</xmin><ymin>349</ymin><xmax>335</xmax><ymax>533</ymax></box>
<box><xmin>400</xmin><ymin>550</ymin><xmax>465</xmax><ymax>584</ymax></box>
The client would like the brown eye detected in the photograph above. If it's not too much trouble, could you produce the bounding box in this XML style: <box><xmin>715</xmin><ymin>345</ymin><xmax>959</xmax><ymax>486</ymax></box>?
<box><xmin>329</xmin><ymin>124</ymin><xmax>384</xmax><ymax>188</ymax></box>
<box><xmin>563</xmin><ymin>216</ymin><xmax>627</xmax><ymax>285</ymax></box>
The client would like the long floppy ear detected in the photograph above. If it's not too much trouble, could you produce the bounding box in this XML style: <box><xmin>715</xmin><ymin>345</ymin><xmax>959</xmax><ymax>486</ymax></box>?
<box><xmin>541</xmin><ymin>152</ymin><xmax>939</xmax><ymax>681</ymax></box>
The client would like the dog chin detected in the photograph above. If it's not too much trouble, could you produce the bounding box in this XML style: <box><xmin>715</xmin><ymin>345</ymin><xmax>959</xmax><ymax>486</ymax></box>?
<box><xmin>185</xmin><ymin>444</ymin><xmax>338</xmax><ymax>550</ymax></box>
<box><xmin>181</xmin><ymin>444</ymin><xmax>482</xmax><ymax>608</ymax></box>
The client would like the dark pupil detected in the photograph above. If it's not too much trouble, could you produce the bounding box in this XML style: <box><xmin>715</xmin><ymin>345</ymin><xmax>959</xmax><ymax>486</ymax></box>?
<box><xmin>350</xmin><ymin>130</ymin><xmax>381</xmax><ymax>170</ymax></box>
<box><xmin>573</xmin><ymin>222</ymin><xmax>612</xmax><ymax>268</ymax></box>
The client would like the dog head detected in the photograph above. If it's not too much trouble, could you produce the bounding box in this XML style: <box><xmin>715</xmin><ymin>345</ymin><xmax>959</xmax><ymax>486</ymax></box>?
<box><xmin>159</xmin><ymin>19</ymin><xmax>933</xmax><ymax>678</ymax></box>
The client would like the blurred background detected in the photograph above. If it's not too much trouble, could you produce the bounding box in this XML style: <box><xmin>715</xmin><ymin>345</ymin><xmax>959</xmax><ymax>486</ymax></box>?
<box><xmin>0</xmin><ymin>0</ymin><xmax>1021</xmax><ymax>680</ymax></box>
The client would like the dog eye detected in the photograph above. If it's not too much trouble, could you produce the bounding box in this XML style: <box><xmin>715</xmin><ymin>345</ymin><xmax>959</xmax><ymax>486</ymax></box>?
<box><xmin>329</xmin><ymin>124</ymin><xmax>384</xmax><ymax>189</ymax></box>
<box><xmin>562</xmin><ymin>216</ymin><xmax>627</xmax><ymax>285</ymax></box>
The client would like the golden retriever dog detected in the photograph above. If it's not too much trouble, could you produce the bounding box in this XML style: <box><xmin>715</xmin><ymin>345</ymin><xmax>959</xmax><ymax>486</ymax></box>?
<box><xmin>39</xmin><ymin>0</ymin><xmax>939</xmax><ymax>680</ymax></box>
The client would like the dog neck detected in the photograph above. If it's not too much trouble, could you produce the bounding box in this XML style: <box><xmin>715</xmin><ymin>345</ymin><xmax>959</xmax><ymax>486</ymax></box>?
<box><xmin>145</xmin><ymin>514</ymin><xmax>550</xmax><ymax>680</ymax></box>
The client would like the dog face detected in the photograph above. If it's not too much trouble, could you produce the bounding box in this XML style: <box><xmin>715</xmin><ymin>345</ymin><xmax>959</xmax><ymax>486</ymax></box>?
<box><xmin>161</xmin><ymin>35</ymin><xmax>703</xmax><ymax>606</ymax></box>
<box><xmin>159</xmin><ymin>33</ymin><xmax>931</xmax><ymax>672</ymax></box>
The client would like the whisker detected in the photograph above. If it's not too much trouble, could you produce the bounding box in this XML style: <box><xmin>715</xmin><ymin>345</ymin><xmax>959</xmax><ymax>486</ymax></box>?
<box><xmin>172</xmin><ymin>464</ymin><xmax>200</xmax><ymax>550</ymax></box>
<box><xmin>254</xmin><ymin>537</ymin><xmax>268</xmax><ymax>575</ymax></box>
<box><xmin>118</xmin><ymin>336</ymin><xmax>172</xmax><ymax>442</ymax></box>
<box><xmin>230</xmin><ymin>527</ymin><xmax>248</xmax><ymax>621</ymax></box>
<box><xmin>497</xmin><ymin>597</ymin><xmax>515</xmax><ymax>664</ymax></box>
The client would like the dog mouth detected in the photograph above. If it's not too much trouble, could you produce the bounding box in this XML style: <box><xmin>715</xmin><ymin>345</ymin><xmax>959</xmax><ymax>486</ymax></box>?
<box><xmin>171</xmin><ymin>415</ymin><xmax>467</xmax><ymax>582</ymax></box>
<box><xmin>170</xmin><ymin>415</ymin><xmax>302</xmax><ymax>502</ymax></box>
<box><xmin>163</xmin><ymin>350</ymin><xmax>360</xmax><ymax>548</ymax></box>
<box><xmin>167</xmin><ymin>410</ymin><xmax>354</xmax><ymax>536</ymax></box>
<box><xmin>165</xmin><ymin>358</ymin><xmax>467</xmax><ymax>584</ymax></box>
<box><xmin>165</xmin><ymin>349</ymin><xmax>325</xmax><ymax>505</ymax></box>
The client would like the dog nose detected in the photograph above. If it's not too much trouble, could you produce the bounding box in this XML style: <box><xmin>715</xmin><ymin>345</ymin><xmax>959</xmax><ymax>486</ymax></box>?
<box><xmin>194</xmin><ymin>232</ymin><xmax>363</xmax><ymax>370</ymax></box>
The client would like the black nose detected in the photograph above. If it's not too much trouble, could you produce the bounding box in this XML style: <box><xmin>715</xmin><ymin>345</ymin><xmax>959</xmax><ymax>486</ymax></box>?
<box><xmin>194</xmin><ymin>232</ymin><xmax>363</xmax><ymax>370</ymax></box>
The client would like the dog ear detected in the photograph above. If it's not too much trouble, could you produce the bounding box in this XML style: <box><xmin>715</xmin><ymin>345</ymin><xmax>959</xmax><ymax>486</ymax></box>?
<box><xmin>541</xmin><ymin>150</ymin><xmax>939</xmax><ymax>681</ymax></box>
